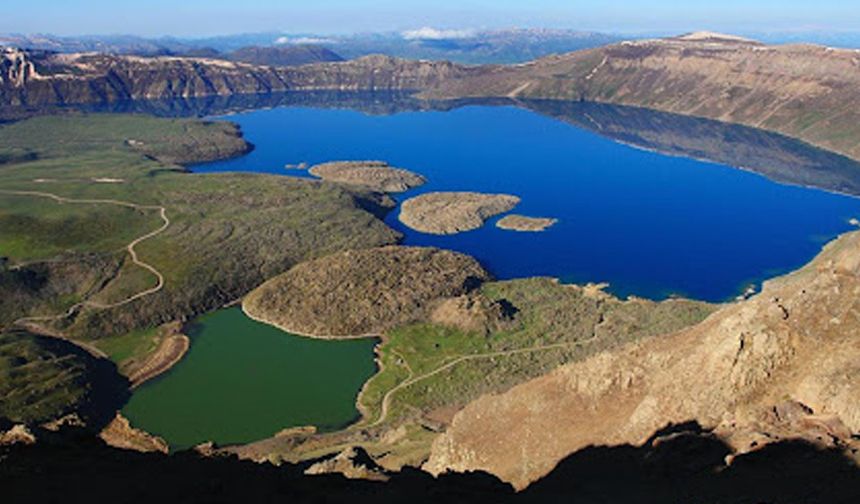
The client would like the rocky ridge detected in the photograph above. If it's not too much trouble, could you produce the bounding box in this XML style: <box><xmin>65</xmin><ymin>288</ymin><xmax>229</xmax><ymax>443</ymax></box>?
<box><xmin>0</xmin><ymin>48</ymin><xmax>475</xmax><ymax>107</ymax></box>
<box><xmin>425</xmin><ymin>33</ymin><xmax>860</xmax><ymax>162</ymax></box>
<box><xmin>4</xmin><ymin>34</ymin><xmax>860</xmax><ymax>163</ymax></box>
<box><xmin>424</xmin><ymin>230</ymin><xmax>860</xmax><ymax>489</ymax></box>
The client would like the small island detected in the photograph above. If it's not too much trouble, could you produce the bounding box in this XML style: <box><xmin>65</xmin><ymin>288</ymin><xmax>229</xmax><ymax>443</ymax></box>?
<box><xmin>242</xmin><ymin>246</ymin><xmax>491</xmax><ymax>338</ymax></box>
<box><xmin>496</xmin><ymin>214</ymin><xmax>558</xmax><ymax>232</ymax></box>
<box><xmin>399</xmin><ymin>192</ymin><xmax>521</xmax><ymax>235</ymax></box>
<box><xmin>309</xmin><ymin>160</ymin><xmax>426</xmax><ymax>193</ymax></box>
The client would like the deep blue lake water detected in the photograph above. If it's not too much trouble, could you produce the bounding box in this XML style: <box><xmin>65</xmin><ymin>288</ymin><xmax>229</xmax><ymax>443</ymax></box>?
<box><xmin>197</xmin><ymin>101</ymin><xmax>860</xmax><ymax>302</ymax></box>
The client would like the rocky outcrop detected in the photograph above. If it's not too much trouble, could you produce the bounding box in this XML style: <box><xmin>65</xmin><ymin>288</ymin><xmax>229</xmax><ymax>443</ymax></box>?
<box><xmin>429</xmin><ymin>293</ymin><xmax>516</xmax><ymax>335</ymax></box>
<box><xmin>425</xmin><ymin>230</ymin><xmax>860</xmax><ymax>489</ymax></box>
<box><xmin>308</xmin><ymin>161</ymin><xmax>426</xmax><ymax>193</ymax></box>
<box><xmin>495</xmin><ymin>215</ymin><xmax>557</xmax><ymax>232</ymax></box>
<box><xmin>1</xmin><ymin>48</ymin><xmax>38</xmax><ymax>88</ymax></box>
<box><xmin>99</xmin><ymin>413</ymin><xmax>169</xmax><ymax>454</ymax></box>
<box><xmin>242</xmin><ymin>246</ymin><xmax>491</xmax><ymax>338</ymax></box>
<box><xmin>0</xmin><ymin>424</ymin><xmax>36</xmax><ymax>446</ymax></box>
<box><xmin>399</xmin><ymin>192</ymin><xmax>520</xmax><ymax>234</ymax></box>
<box><xmin>427</xmin><ymin>33</ymin><xmax>860</xmax><ymax>162</ymax></box>
<box><xmin>305</xmin><ymin>446</ymin><xmax>389</xmax><ymax>481</ymax></box>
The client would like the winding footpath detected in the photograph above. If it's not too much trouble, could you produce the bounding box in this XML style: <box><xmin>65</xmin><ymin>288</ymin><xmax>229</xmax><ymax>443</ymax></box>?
<box><xmin>369</xmin><ymin>337</ymin><xmax>597</xmax><ymax>427</ymax></box>
<box><xmin>2</xmin><ymin>189</ymin><xmax>170</xmax><ymax>357</ymax></box>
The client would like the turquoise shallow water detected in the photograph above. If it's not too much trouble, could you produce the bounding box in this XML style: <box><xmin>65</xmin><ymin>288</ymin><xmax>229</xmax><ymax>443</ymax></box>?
<box><xmin>122</xmin><ymin>308</ymin><xmax>377</xmax><ymax>450</ymax></box>
<box><xmin>199</xmin><ymin>100</ymin><xmax>860</xmax><ymax>302</ymax></box>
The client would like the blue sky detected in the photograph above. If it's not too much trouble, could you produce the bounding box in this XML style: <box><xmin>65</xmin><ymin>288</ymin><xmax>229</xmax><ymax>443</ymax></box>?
<box><xmin>13</xmin><ymin>0</ymin><xmax>860</xmax><ymax>37</ymax></box>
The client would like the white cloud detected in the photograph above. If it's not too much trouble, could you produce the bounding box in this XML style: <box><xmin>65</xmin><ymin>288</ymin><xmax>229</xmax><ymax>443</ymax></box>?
<box><xmin>401</xmin><ymin>27</ymin><xmax>475</xmax><ymax>40</ymax></box>
<box><xmin>275</xmin><ymin>36</ymin><xmax>335</xmax><ymax>45</ymax></box>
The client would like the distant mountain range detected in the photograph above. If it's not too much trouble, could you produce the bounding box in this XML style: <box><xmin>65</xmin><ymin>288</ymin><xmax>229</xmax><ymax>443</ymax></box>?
<box><xmin>3</xmin><ymin>28</ymin><xmax>860</xmax><ymax>66</ymax></box>
<box><xmin>0</xmin><ymin>29</ymin><xmax>622</xmax><ymax>64</ymax></box>
<box><xmin>321</xmin><ymin>29</ymin><xmax>622</xmax><ymax>64</ymax></box>
<box><xmin>225</xmin><ymin>45</ymin><xmax>343</xmax><ymax>66</ymax></box>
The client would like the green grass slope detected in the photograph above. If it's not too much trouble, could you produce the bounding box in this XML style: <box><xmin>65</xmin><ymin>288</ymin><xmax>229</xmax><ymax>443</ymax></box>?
<box><xmin>0</xmin><ymin>114</ymin><xmax>400</xmax><ymax>344</ymax></box>
<box><xmin>0</xmin><ymin>331</ymin><xmax>128</xmax><ymax>426</ymax></box>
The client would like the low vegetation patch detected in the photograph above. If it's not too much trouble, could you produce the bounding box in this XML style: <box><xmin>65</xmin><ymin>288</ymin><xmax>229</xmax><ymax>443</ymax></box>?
<box><xmin>0</xmin><ymin>331</ymin><xmax>128</xmax><ymax>426</ymax></box>
<box><xmin>358</xmin><ymin>278</ymin><xmax>716</xmax><ymax>426</ymax></box>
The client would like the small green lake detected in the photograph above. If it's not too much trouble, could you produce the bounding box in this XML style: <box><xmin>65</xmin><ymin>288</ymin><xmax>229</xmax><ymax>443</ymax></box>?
<box><xmin>121</xmin><ymin>307</ymin><xmax>378</xmax><ymax>450</ymax></box>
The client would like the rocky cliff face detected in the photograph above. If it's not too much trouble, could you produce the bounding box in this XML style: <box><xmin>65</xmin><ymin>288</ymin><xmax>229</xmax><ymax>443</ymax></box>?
<box><xmin>425</xmin><ymin>229</ymin><xmax>860</xmax><ymax>489</ymax></box>
<box><xmin>1</xmin><ymin>48</ymin><xmax>38</xmax><ymax>89</ymax></box>
<box><xmin>427</xmin><ymin>32</ymin><xmax>860</xmax><ymax>162</ymax></box>
<box><xmin>0</xmin><ymin>48</ymin><xmax>473</xmax><ymax>107</ymax></box>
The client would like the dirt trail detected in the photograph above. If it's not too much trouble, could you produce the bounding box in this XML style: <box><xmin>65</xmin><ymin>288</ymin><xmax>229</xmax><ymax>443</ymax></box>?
<box><xmin>2</xmin><ymin>189</ymin><xmax>171</xmax><ymax>354</ymax></box>
<box><xmin>370</xmin><ymin>338</ymin><xmax>597</xmax><ymax>427</ymax></box>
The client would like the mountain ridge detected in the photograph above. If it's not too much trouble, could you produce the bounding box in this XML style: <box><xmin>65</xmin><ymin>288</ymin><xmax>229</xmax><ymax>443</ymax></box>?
<box><xmin>423</xmin><ymin>33</ymin><xmax>860</xmax><ymax>162</ymax></box>
<box><xmin>2</xmin><ymin>32</ymin><xmax>860</xmax><ymax>163</ymax></box>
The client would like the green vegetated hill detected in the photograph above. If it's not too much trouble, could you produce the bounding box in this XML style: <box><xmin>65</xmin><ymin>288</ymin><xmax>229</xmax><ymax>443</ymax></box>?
<box><xmin>0</xmin><ymin>114</ymin><xmax>400</xmax><ymax>344</ymax></box>
<box><xmin>0</xmin><ymin>331</ymin><xmax>128</xmax><ymax>426</ymax></box>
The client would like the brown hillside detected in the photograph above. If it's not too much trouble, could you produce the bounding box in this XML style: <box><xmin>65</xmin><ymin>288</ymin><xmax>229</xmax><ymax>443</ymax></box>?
<box><xmin>242</xmin><ymin>246</ymin><xmax>491</xmax><ymax>338</ymax></box>
<box><xmin>426</xmin><ymin>33</ymin><xmax>860</xmax><ymax>162</ymax></box>
<box><xmin>425</xmin><ymin>230</ymin><xmax>860</xmax><ymax>489</ymax></box>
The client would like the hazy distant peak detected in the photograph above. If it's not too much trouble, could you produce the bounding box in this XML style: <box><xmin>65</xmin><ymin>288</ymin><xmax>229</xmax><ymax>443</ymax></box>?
<box><xmin>274</xmin><ymin>36</ymin><xmax>336</xmax><ymax>45</ymax></box>
<box><xmin>401</xmin><ymin>27</ymin><xmax>476</xmax><ymax>40</ymax></box>
<box><xmin>673</xmin><ymin>31</ymin><xmax>761</xmax><ymax>44</ymax></box>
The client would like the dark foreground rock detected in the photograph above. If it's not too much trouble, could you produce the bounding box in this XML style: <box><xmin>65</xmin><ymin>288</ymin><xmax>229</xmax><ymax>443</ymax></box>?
<box><xmin>1</xmin><ymin>423</ymin><xmax>857</xmax><ymax>504</ymax></box>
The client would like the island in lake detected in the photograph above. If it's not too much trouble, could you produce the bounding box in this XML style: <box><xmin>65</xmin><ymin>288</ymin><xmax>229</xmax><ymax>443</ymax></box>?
<box><xmin>496</xmin><ymin>215</ymin><xmax>558</xmax><ymax>232</ymax></box>
<box><xmin>398</xmin><ymin>192</ymin><xmax>521</xmax><ymax>234</ymax></box>
<box><xmin>309</xmin><ymin>161</ymin><xmax>427</xmax><ymax>193</ymax></box>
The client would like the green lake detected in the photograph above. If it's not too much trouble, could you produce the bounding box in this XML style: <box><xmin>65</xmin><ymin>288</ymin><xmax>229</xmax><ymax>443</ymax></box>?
<box><xmin>122</xmin><ymin>307</ymin><xmax>378</xmax><ymax>450</ymax></box>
